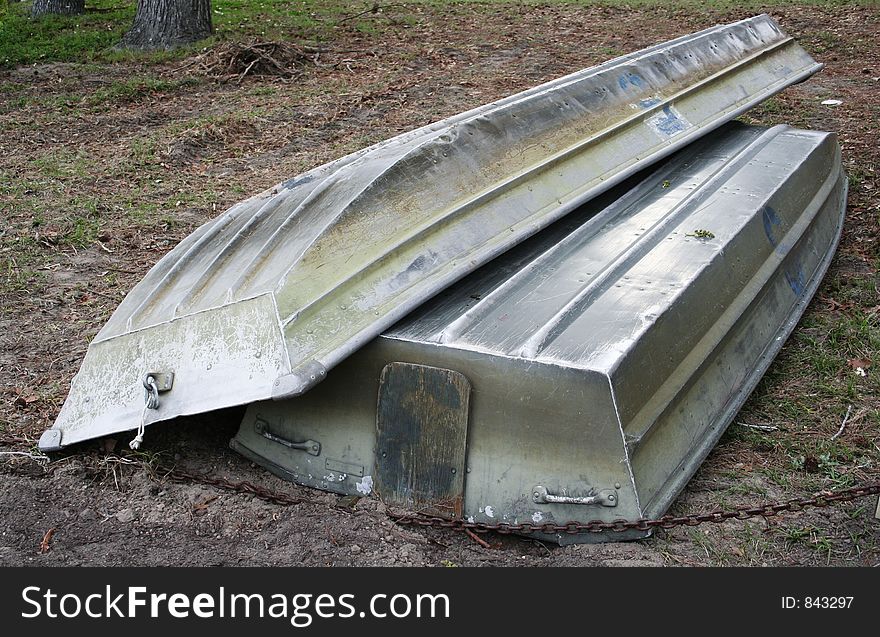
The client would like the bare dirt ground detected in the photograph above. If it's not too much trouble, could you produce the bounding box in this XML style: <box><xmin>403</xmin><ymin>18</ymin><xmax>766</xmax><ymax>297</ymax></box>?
<box><xmin>1</xmin><ymin>3</ymin><xmax>878</xmax><ymax>566</ymax></box>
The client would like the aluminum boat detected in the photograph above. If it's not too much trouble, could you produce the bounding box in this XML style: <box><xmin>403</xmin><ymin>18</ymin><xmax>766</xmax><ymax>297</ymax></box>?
<box><xmin>39</xmin><ymin>15</ymin><xmax>823</xmax><ymax>452</ymax></box>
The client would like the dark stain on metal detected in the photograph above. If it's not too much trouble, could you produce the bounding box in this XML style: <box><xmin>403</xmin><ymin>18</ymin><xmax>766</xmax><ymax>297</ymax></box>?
<box><xmin>375</xmin><ymin>362</ymin><xmax>471</xmax><ymax>518</ymax></box>
<box><xmin>387</xmin><ymin>251</ymin><xmax>438</xmax><ymax>292</ymax></box>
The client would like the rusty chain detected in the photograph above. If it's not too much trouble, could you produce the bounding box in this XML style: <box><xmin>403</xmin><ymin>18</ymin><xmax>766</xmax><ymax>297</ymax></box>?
<box><xmin>389</xmin><ymin>483</ymin><xmax>880</xmax><ymax>535</ymax></box>
<box><xmin>161</xmin><ymin>467</ymin><xmax>315</xmax><ymax>507</ymax></box>
<box><xmin>2</xmin><ymin>443</ymin><xmax>876</xmax><ymax>536</ymax></box>
<box><xmin>2</xmin><ymin>449</ymin><xmax>877</xmax><ymax>536</ymax></box>
<box><xmin>158</xmin><ymin>464</ymin><xmax>880</xmax><ymax>536</ymax></box>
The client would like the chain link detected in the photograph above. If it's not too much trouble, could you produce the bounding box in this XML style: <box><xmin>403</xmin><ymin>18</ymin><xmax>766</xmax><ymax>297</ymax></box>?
<box><xmin>3</xmin><ymin>446</ymin><xmax>874</xmax><ymax>536</ymax></box>
<box><xmin>162</xmin><ymin>467</ymin><xmax>314</xmax><ymax>506</ymax></box>
<box><xmin>158</xmin><ymin>465</ymin><xmax>880</xmax><ymax>537</ymax></box>
<box><xmin>388</xmin><ymin>483</ymin><xmax>880</xmax><ymax>535</ymax></box>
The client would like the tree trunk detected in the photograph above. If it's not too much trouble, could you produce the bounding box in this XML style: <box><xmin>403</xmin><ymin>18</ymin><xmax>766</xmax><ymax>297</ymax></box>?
<box><xmin>120</xmin><ymin>0</ymin><xmax>212</xmax><ymax>50</ymax></box>
<box><xmin>31</xmin><ymin>0</ymin><xmax>84</xmax><ymax>17</ymax></box>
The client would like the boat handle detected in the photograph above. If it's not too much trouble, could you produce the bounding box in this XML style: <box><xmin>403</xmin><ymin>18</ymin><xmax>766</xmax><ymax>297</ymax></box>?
<box><xmin>254</xmin><ymin>419</ymin><xmax>321</xmax><ymax>456</ymax></box>
<box><xmin>532</xmin><ymin>485</ymin><xmax>617</xmax><ymax>507</ymax></box>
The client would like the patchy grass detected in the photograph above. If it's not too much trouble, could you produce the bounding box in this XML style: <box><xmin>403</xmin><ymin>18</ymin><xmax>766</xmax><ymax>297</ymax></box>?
<box><xmin>0</xmin><ymin>0</ymin><xmax>335</xmax><ymax>66</ymax></box>
<box><xmin>3</xmin><ymin>0</ymin><xmax>880</xmax><ymax>67</ymax></box>
<box><xmin>86</xmin><ymin>76</ymin><xmax>203</xmax><ymax>106</ymax></box>
<box><xmin>0</xmin><ymin>0</ymin><xmax>878</xmax><ymax>566</ymax></box>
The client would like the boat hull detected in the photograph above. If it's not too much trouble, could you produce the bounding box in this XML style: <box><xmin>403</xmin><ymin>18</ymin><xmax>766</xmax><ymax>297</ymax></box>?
<box><xmin>230</xmin><ymin>123</ymin><xmax>847</xmax><ymax>543</ymax></box>
<box><xmin>40</xmin><ymin>15</ymin><xmax>823</xmax><ymax>451</ymax></box>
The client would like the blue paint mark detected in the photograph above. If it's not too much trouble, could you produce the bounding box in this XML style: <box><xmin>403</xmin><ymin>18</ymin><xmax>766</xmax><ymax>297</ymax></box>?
<box><xmin>761</xmin><ymin>205</ymin><xmax>781</xmax><ymax>248</ymax></box>
<box><xmin>638</xmin><ymin>97</ymin><xmax>662</xmax><ymax>109</ymax></box>
<box><xmin>763</xmin><ymin>205</ymin><xmax>803</xmax><ymax>296</ymax></box>
<box><xmin>652</xmin><ymin>105</ymin><xmax>688</xmax><ymax>136</ymax></box>
<box><xmin>784</xmin><ymin>261</ymin><xmax>806</xmax><ymax>297</ymax></box>
<box><xmin>618</xmin><ymin>73</ymin><xmax>645</xmax><ymax>90</ymax></box>
<box><xmin>281</xmin><ymin>173</ymin><xmax>315</xmax><ymax>191</ymax></box>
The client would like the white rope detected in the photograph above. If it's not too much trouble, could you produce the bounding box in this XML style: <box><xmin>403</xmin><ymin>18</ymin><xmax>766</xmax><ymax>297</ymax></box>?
<box><xmin>130</xmin><ymin>376</ymin><xmax>158</xmax><ymax>450</ymax></box>
<box><xmin>129</xmin><ymin>404</ymin><xmax>148</xmax><ymax>450</ymax></box>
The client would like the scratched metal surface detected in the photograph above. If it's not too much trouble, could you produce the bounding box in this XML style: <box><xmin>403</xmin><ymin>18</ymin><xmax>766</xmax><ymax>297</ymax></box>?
<box><xmin>44</xmin><ymin>15</ymin><xmax>822</xmax><ymax>451</ymax></box>
<box><xmin>232</xmin><ymin>123</ymin><xmax>846</xmax><ymax>542</ymax></box>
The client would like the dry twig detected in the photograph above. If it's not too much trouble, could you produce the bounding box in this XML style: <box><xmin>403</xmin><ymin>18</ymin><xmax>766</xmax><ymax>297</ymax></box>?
<box><xmin>464</xmin><ymin>528</ymin><xmax>491</xmax><ymax>549</ymax></box>
<box><xmin>0</xmin><ymin>450</ymin><xmax>49</xmax><ymax>462</ymax></box>
<box><xmin>736</xmin><ymin>422</ymin><xmax>779</xmax><ymax>432</ymax></box>
<box><xmin>831</xmin><ymin>405</ymin><xmax>853</xmax><ymax>441</ymax></box>
<box><xmin>178</xmin><ymin>40</ymin><xmax>315</xmax><ymax>83</ymax></box>
<box><xmin>39</xmin><ymin>528</ymin><xmax>56</xmax><ymax>554</ymax></box>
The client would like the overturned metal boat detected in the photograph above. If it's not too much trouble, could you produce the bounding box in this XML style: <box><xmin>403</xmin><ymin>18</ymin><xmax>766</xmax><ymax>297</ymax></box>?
<box><xmin>231</xmin><ymin>122</ymin><xmax>847</xmax><ymax>542</ymax></box>
<box><xmin>40</xmin><ymin>14</ymin><xmax>823</xmax><ymax>452</ymax></box>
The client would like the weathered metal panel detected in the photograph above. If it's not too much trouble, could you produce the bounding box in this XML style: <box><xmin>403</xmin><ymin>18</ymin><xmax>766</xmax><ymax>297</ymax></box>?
<box><xmin>43</xmin><ymin>15</ymin><xmax>821</xmax><ymax>450</ymax></box>
<box><xmin>374</xmin><ymin>363</ymin><xmax>471</xmax><ymax>518</ymax></box>
<box><xmin>232</xmin><ymin>123</ymin><xmax>846</xmax><ymax>543</ymax></box>
<box><xmin>48</xmin><ymin>294</ymin><xmax>289</xmax><ymax>450</ymax></box>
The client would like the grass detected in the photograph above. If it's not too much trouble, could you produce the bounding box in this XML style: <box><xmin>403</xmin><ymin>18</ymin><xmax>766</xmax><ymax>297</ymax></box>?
<box><xmin>86</xmin><ymin>76</ymin><xmax>202</xmax><ymax>106</ymax></box>
<box><xmin>1</xmin><ymin>237</ymin><xmax>46</xmax><ymax>295</ymax></box>
<box><xmin>782</xmin><ymin>525</ymin><xmax>837</xmax><ymax>562</ymax></box>
<box><xmin>2</xmin><ymin>0</ymin><xmax>879</xmax><ymax>67</ymax></box>
<box><xmin>0</xmin><ymin>0</ymin><xmax>330</xmax><ymax>67</ymax></box>
<box><xmin>1</xmin><ymin>73</ymin><xmax>202</xmax><ymax>115</ymax></box>
<box><xmin>0</xmin><ymin>2</ymin><xmax>133</xmax><ymax>67</ymax></box>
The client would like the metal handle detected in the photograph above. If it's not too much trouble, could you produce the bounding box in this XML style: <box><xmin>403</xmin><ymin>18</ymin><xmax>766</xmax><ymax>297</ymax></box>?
<box><xmin>255</xmin><ymin>419</ymin><xmax>321</xmax><ymax>456</ymax></box>
<box><xmin>532</xmin><ymin>485</ymin><xmax>617</xmax><ymax>507</ymax></box>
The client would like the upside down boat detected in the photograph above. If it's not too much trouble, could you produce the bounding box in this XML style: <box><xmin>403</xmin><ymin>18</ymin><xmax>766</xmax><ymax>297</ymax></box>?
<box><xmin>40</xmin><ymin>15</ymin><xmax>846</xmax><ymax>543</ymax></box>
